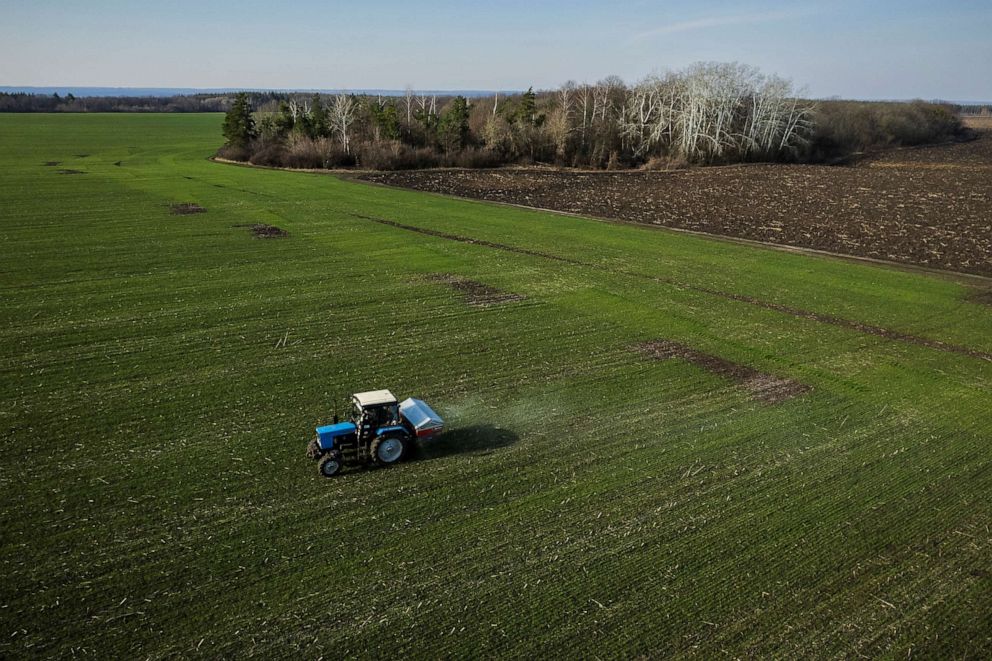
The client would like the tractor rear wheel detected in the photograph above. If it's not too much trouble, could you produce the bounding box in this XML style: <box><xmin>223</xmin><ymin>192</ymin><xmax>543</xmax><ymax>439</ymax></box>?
<box><xmin>318</xmin><ymin>452</ymin><xmax>342</xmax><ymax>477</ymax></box>
<box><xmin>371</xmin><ymin>434</ymin><xmax>408</xmax><ymax>466</ymax></box>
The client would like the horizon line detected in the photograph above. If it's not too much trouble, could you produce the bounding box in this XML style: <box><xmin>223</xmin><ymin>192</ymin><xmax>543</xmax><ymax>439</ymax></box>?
<box><xmin>2</xmin><ymin>86</ymin><xmax>990</xmax><ymax>105</ymax></box>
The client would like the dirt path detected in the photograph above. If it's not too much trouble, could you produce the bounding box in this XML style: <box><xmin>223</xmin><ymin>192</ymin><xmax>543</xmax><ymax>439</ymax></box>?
<box><xmin>359</xmin><ymin>133</ymin><xmax>992</xmax><ymax>277</ymax></box>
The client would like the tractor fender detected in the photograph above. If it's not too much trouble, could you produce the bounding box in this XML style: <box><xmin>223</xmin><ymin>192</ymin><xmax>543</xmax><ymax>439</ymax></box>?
<box><xmin>375</xmin><ymin>425</ymin><xmax>409</xmax><ymax>438</ymax></box>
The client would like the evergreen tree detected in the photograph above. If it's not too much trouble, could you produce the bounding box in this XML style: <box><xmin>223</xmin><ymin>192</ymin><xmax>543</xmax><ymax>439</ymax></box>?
<box><xmin>222</xmin><ymin>92</ymin><xmax>257</xmax><ymax>148</ymax></box>
<box><xmin>516</xmin><ymin>87</ymin><xmax>537</xmax><ymax>125</ymax></box>
<box><xmin>379</xmin><ymin>102</ymin><xmax>401</xmax><ymax>141</ymax></box>
<box><xmin>438</xmin><ymin>96</ymin><xmax>470</xmax><ymax>153</ymax></box>
<box><xmin>276</xmin><ymin>101</ymin><xmax>295</xmax><ymax>136</ymax></box>
<box><xmin>309</xmin><ymin>94</ymin><xmax>330</xmax><ymax>138</ymax></box>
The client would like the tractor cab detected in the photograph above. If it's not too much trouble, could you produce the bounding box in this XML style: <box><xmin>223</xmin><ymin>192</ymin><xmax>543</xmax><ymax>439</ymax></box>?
<box><xmin>351</xmin><ymin>389</ymin><xmax>401</xmax><ymax>435</ymax></box>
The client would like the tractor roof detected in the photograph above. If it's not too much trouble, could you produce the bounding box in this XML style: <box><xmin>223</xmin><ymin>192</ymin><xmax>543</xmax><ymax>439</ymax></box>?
<box><xmin>353</xmin><ymin>389</ymin><xmax>397</xmax><ymax>406</ymax></box>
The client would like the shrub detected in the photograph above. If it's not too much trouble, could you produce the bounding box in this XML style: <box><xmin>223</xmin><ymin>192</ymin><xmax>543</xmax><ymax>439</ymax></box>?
<box><xmin>283</xmin><ymin>137</ymin><xmax>325</xmax><ymax>169</ymax></box>
<box><xmin>642</xmin><ymin>155</ymin><xmax>689</xmax><ymax>171</ymax></box>
<box><xmin>216</xmin><ymin>144</ymin><xmax>251</xmax><ymax>162</ymax></box>
<box><xmin>325</xmin><ymin>148</ymin><xmax>357</xmax><ymax>168</ymax></box>
<box><xmin>442</xmin><ymin>147</ymin><xmax>504</xmax><ymax>169</ymax></box>
<box><xmin>357</xmin><ymin>141</ymin><xmax>438</xmax><ymax>170</ymax></box>
<box><xmin>248</xmin><ymin>142</ymin><xmax>286</xmax><ymax>167</ymax></box>
<box><xmin>807</xmin><ymin>100</ymin><xmax>964</xmax><ymax>162</ymax></box>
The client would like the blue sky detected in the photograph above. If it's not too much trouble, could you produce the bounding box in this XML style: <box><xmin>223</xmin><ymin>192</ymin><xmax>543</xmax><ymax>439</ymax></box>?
<box><xmin>1</xmin><ymin>0</ymin><xmax>990</xmax><ymax>99</ymax></box>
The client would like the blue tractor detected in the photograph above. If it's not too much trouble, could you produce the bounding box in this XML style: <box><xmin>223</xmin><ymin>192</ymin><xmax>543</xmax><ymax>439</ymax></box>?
<box><xmin>306</xmin><ymin>389</ymin><xmax>444</xmax><ymax>477</ymax></box>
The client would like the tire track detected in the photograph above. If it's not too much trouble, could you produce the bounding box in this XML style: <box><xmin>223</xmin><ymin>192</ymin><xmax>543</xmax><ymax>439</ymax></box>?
<box><xmin>350</xmin><ymin>212</ymin><xmax>992</xmax><ymax>363</ymax></box>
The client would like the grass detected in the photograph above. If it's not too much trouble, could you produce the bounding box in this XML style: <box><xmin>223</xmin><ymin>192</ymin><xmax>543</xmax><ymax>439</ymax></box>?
<box><xmin>1</xmin><ymin>113</ymin><xmax>990</xmax><ymax>658</ymax></box>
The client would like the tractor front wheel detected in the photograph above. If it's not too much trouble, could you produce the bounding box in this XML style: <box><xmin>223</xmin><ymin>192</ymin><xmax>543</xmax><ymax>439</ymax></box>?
<box><xmin>318</xmin><ymin>452</ymin><xmax>342</xmax><ymax>477</ymax></box>
<box><xmin>371</xmin><ymin>434</ymin><xmax>408</xmax><ymax>466</ymax></box>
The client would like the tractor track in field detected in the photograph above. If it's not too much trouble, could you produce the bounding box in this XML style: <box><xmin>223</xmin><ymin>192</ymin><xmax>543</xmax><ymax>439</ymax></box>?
<box><xmin>351</xmin><ymin>213</ymin><xmax>585</xmax><ymax>265</ymax></box>
<box><xmin>351</xmin><ymin>212</ymin><xmax>992</xmax><ymax>363</ymax></box>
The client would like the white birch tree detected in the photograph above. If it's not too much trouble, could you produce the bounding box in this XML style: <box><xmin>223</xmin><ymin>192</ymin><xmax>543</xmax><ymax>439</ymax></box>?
<box><xmin>329</xmin><ymin>94</ymin><xmax>356</xmax><ymax>154</ymax></box>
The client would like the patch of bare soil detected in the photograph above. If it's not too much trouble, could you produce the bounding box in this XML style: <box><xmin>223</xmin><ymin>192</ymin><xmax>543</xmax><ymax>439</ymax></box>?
<box><xmin>360</xmin><ymin>131</ymin><xmax>992</xmax><ymax>276</ymax></box>
<box><xmin>635</xmin><ymin>340</ymin><xmax>811</xmax><ymax>404</ymax></box>
<box><xmin>427</xmin><ymin>273</ymin><xmax>524</xmax><ymax>307</ymax></box>
<box><xmin>56</xmin><ymin>169</ymin><xmax>84</xmax><ymax>175</ymax></box>
<box><xmin>969</xmin><ymin>289</ymin><xmax>992</xmax><ymax>306</ymax></box>
<box><xmin>169</xmin><ymin>202</ymin><xmax>206</xmax><ymax>215</ymax></box>
<box><xmin>43</xmin><ymin>161</ymin><xmax>61</xmax><ymax>167</ymax></box>
<box><xmin>234</xmin><ymin>223</ymin><xmax>288</xmax><ymax>238</ymax></box>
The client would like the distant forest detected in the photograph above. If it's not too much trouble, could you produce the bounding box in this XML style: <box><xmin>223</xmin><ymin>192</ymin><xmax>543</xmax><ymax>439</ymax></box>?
<box><xmin>5</xmin><ymin>62</ymin><xmax>979</xmax><ymax>170</ymax></box>
<box><xmin>0</xmin><ymin>91</ymin><xmax>275</xmax><ymax>113</ymax></box>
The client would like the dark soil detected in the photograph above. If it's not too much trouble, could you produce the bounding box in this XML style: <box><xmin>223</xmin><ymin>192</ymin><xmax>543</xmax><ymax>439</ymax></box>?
<box><xmin>350</xmin><ymin>213</ymin><xmax>581</xmax><ymax>264</ymax></box>
<box><xmin>360</xmin><ymin>131</ymin><xmax>992</xmax><ymax>276</ymax></box>
<box><xmin>233</xmin><ymin>223</ymin><xmax>288</xmax><ymax>238</ymax></box>
<box><xmin>169</xmin><ymin>202</ymin><xmax>206</xmax><ymax>215</ymax></box>
<box><xmin>635</xmin><ymin>340</ymin><xmax>811</xmax><ymax>404</ymax></box>
<box><xmin>352</xmin><ymin>211</ymin><xmax>992</xmax><ymax>363</ymax></box>
<box><xmin>969</xmin><ymin>290</ymin><xmax>992</xmax><ymax>306</ymax></box>
<box><xmin>427</xmin><ymin>273</ymin><xmax>525</xmax><ymax>307</ymax></box>
<box><xmin>56</xmin><ymin>169</ymin><xmax>84</xmax><ymax>175</ymax></box>
<box><xmin>43</xmin><ymin>161</ymin><xmax>61</xmax><ymax>167</ymax></box>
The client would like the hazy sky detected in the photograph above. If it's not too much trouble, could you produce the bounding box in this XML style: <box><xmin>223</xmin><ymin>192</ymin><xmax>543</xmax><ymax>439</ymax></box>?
<box><xmin>1</xmin><ymin>0</ymin><xmax>990</xmax><ymax>99</ymax></box>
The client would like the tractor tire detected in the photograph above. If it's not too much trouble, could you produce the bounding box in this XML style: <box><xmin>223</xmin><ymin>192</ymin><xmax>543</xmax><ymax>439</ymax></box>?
<box><xmin>306</xmin><ymin>437</ymin><xmax>321</xmax><ymax>459</ymax></box>
<box><xmin>317</xmin><ymin>452</ymin><xmax>342</xmax><ymax>477</ymax></box>
<box><xmin>371</xmin><ymin>433</ymin><xmax>408</xmax><ymax>467</ymax></box>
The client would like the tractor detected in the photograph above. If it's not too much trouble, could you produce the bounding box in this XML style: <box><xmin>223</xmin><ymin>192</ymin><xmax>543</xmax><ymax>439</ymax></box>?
<box><xmin>306</xmin><ymin>389</ymin><xmax>444</xmax><ymax>477</ymax></box>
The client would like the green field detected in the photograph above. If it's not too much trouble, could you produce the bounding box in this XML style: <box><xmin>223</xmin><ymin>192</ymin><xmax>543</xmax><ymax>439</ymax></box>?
<box><xmin>1</xmin><ymin>113</ymin><xmax>990</xmax><ymax>657</ymax></box>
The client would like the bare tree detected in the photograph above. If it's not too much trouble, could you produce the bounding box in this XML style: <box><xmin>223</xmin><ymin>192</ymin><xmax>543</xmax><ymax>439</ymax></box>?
<box><xmin>578</xmin><ymin>84</ymin><xmax>591</xmax><ymax>130</ymax></box>
<box><xmin>287</xmin><ymin>98</ymin><xmax>302</xmax><ymax>122</ymax></box>
<box><xmin>404</xmin><ymin>85</ymin><xmax>414</xmax><ymax>125</ymax></box>
<box><xmin>558</xmin><ymin>80</ymin><xmax>577</xmax><ymax>118</ymax></box>
<box><xmin>329</xmin><ymin>94</ymin><xmax>356</xmax><ymax>154</ymax></box>
<box><xmin>549</xmin><ymin>81</ymin><xmax>578</xmax><ymax>161</ymax></box>
<box><xmin>619</xmin><ymin>63</ymin><xmax>813</xmax><ymax>164</ymax></box>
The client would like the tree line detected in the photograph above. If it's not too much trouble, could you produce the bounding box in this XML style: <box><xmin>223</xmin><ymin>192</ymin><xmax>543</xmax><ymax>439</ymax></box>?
<box><xmin>220</xmin><ymin>63</ymin><xmax>966</xmax><ymax>170</ymax></box>
<box><xmin>0</xmin><ymin>92</ymin><xmax>255</xmax><ymax>113</ymax></box>
<box><xmin>220</xmin><ymin>63</ymin><xmax>821</xmax><ymax>169</ymax></box>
